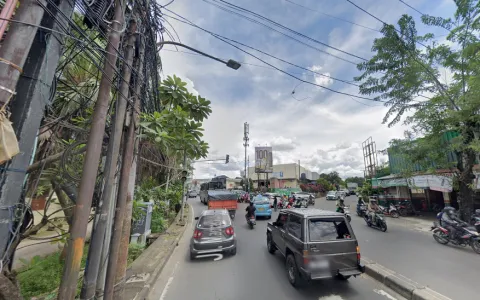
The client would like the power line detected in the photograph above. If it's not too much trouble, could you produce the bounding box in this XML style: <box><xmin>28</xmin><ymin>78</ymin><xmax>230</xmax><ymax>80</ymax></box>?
<box><xmin>282</xmin><ymin>0</ymin><xmax>381</xmax><ymax>32</ymax></box>
<box><xmin>200</xmin><ymin>0</ymin><xmax>367</xmax><ymax>62</ymax></box>
<box><xmin>345</xmin><ymin>0</ymin><xmax>429</xmax><ymax>48</ymax></box>
<box><xmin>162</xmin><ymin>12</ymin><xmax>382</xmax><ymax>103</ymax></box>
<box><xmin>397</xmin><ymin>0</ymin><xmax>424</xmax><ymax>15</ymax></box>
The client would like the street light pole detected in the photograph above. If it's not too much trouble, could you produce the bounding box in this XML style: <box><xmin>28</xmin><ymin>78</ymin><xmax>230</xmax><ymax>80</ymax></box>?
<box><xmin>157</xmin><ymin>41</ymin><xmax>241</xmax><ymax>70</ymax></box>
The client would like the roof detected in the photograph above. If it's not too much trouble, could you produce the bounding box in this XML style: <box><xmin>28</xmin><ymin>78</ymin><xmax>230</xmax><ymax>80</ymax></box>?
<box><xmin>201</xmin><ymin>209</ymin><xmax>228</xmax><ymax>216</ymax></box>
<box><xmin>281</xmin><ymin>208</ymin><xmax>344</xmax><ymax>218</ymax></box>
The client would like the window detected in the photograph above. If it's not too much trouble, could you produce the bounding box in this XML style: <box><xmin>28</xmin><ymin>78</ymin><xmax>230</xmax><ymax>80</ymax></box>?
<box><xmin>198</xmin><ymin>214</ymin><xmax>231</xmax><ymax>228</ymax></box>
<box><xmin>276</xmin><ymin>213</ymin><xmax>288</xmax><ymax>227</ymax></box>
<box><xmin>308</xmin><ymin>219</ymin><xmax>352</xmax><ymax>241</ymax></box>
<box><xmin>287</xmin><ymin>214</ymin><xmax>303</xmax><ymax>240</ymax></box>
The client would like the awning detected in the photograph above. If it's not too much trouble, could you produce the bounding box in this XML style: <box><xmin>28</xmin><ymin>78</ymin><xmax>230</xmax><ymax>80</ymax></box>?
<box><xmin>373</xmin><ymin>174</ymin><xmax>453</xmax><ymax>192</ymax></box>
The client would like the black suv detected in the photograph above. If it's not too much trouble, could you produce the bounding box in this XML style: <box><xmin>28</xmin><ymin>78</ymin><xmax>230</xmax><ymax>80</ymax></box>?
<box><xmin>266</xmin><ymin>208</ymin><xmax>364</xmax><ymax>287</ymax></box>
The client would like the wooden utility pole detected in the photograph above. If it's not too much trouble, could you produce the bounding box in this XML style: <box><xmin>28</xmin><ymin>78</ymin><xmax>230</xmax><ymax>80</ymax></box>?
<box><xmin>80</xmin><ymin>19</ymin><xmax>138</xmax><ymax>299</ymax></box>
<box><xmin>58</xmin><ymin>0</ymin><xmax>127</xmax><ymax>298</ymax></box>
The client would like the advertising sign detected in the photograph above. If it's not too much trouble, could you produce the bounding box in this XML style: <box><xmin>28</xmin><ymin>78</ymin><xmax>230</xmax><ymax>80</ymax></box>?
<box><xmin>255</xmin><ymin>146</ymin><xmax>273</xmax><ymax>173</ymax></box>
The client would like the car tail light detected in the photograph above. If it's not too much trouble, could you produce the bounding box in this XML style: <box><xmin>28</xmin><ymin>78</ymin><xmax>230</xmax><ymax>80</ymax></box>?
<box><xmin>356</xmin><ymin>245</ymin><xmax>361</xmax><ymax>263</ymax></box>
<box><xmin>303</xmin><ymin>250</ymin><xmax>309</xmax><ymax>265</ymax></box>
<box><xmin>193</xmin><ymin>229</ymin><xmax>203</xmax><ymax>239</ymax></box>
<box><xmin>225</xmin><ymin>226</ymin><xmax>234</xmax><ymax>236</ymax></box>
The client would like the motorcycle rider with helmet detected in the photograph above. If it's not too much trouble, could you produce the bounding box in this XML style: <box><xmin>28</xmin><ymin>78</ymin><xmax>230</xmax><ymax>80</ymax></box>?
<box><xmin>336</xmin><ymin>198</ymin><xmax>345</xmax><ymax>214</ymax></box>
<box><xmin>367</xmin><ymin>199</ymin><xmax>380</xmax><ymax>224</ymax></box>
<box><xmin>441</xmin><ymin>206</ymin><xmax>463</xmax><ymax>240</ymax></box>
<box><xmin>245</xmin><ymin>202</ymin><xmax>256</xmax><ymax>222</ymax></box>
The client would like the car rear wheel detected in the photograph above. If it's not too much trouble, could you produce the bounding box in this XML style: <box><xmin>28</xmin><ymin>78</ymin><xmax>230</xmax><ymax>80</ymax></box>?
<box><xmin>267</xmin><ymin>234</ymin><xmax>276</xmax><ymax>254</ymax></box>
<box><xmin>230</xmin><ymin>247</ymin><xmax>237</xmax><ymax>256</ymax></box>
<box><xmin>190</xmin><ymin>252</ymin><xmax>196</xmax><ymax>260</ymax></box>
<box><xmin>286</xmin><ymin>254</ymin><xmax>304</xmax><ymax>287</ymax></box>
<box><xmin>336</xmin><ymin>274</ymin><xmax>351</xmax><ymax>280</ymax></box>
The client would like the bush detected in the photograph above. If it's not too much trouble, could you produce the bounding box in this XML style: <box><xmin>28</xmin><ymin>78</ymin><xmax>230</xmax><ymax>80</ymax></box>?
<box><xmin>150</xmin><ymin>210</ymin><xmax>166</xmax><ymax>233</ymax></box>
<box><xmin>127</xmin><ymin>244</ymin><xmax>146</xmax><ymax>265</ymax></box>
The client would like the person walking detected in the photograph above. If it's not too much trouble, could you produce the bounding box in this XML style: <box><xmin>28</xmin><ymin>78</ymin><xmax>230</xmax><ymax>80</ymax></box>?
<box><xmin>273</xmin><ymin>196</ymin><xmax>278</xmax><ymax>212</ymax></box>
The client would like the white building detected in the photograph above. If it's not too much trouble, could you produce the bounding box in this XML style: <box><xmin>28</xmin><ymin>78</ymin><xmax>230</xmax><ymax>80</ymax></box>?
<box><xmin>247</xmin><ymin>163</ymin><xmax>314</xmax><ymax>189</ymax></box>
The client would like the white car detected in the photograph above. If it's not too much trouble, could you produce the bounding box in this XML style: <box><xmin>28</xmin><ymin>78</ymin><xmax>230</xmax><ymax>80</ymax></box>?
<box><xmin>188</xmin><ymin>190</ymin><xmax>198</xmax><ymax>198</ymax></box>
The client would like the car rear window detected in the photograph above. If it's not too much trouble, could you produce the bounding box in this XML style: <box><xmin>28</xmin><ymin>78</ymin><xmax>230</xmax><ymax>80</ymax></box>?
<box><xmin>198</xmin><ymin>214</ymin><xmax>231</xmax><ymax>228</ymax></box>
<box><xmin>308</xmin><ymin>218</ymin><xmax>352</xmax><ymax>241</ymax></box>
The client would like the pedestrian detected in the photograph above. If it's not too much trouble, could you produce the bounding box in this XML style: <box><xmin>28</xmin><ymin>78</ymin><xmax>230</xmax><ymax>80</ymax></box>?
<box><xmin>273</xmin><ymin>196</ymin><xmax>278</xmax><ymax>212</ymax></box>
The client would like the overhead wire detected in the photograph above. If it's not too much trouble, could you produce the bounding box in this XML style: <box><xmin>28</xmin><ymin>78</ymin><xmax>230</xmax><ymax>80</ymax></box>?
<box><xmin>196</xmin><ymin>0</ymin><xmax>361</xmax><ymax>65</ymax></box>
<box><xmin>162</xmin><ymin>12</ymin><xmax>383</xmax><ymax>103</ymax></box>
<box><xmin>282</xmin><ymin>0</ymin><xmax>381</xmax><ymax>32</ymax></box>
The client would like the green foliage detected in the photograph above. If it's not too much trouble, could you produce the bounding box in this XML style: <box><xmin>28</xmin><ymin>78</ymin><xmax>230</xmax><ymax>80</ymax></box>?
<box><xmin>150</xmin><ymin>210</ymin><xmax>167</xmax><ymax>233</ymax></box>
<box><xmin>345</xmin><ymin>177</ymin><xmax>365</xmax><ymax>187</ymax></box>
<box><xmin>140</xmin><ymin>75</ymin><xmax>211</xmax><ymax>161</ymax></box>
<box><xmin>355</xmin><ymin>2</ymin><xmax>480</xmax><ymax>218</ymax></box>
<box><xmin>318</xmin><ymin>172</ymin><xmax>344</xmax><ymax>187</ymax></box>
<box><xmin>127</xmin><ymin>244</ymin><xmax>146</xmax><ymax>266</ymax></box>
<box><xmin>316</xmin><ymin>178</ymin><xmax>334</xmax><ymax>191</ymax></box>
<box><xmin>17</xmin><ymin>246</ymin><xmax>88</xmax><ymax>298</ymax></box>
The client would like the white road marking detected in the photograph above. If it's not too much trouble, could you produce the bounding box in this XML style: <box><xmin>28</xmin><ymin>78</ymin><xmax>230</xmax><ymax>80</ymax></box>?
<box><xmin>195</xmin><ymin>253</ymin><xmax>224</xmax><ymax>261</ymax></box>
<box><xmin>158</xmin><ymin>261</ymin><xmax>179</xmax><ymax>300</ymax></box>
<box><xmin>318</xmin><ymin>296</ymin><xmax>344</xmax><ymax>300</ymax></box>
<box><xmin>373</xmin><ymin>289</ymin><xmax>398</xmax><ymax>300</ymax></box>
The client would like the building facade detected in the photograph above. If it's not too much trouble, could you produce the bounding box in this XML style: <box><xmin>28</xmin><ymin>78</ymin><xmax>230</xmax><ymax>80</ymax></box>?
<box><xmin>247</xmin><ymin>163</ymin><xmax>314</xmax><ymax>189</ymax></box>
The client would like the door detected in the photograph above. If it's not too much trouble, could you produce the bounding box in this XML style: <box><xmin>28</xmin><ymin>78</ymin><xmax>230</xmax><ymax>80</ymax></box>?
<box><xmin>306</xmin><ymin>216</ymin><xmax>358</xmax><ymax>277</ymax></box>
<box><xmin>273</xmin><ymin>212</ymin><xmax>288</xmax><ymax>255</ymax></box>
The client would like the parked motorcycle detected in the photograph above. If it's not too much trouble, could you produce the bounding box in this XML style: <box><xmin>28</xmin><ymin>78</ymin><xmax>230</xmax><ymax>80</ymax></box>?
<box><xmin>247</xmin><ymin>215</ymin><xmax>256</xmax><ymax>229</ymax></box>
<box><xmin>431</xmin><ymin>221</ymin><xmax>480</xmax><ymax>254</ymax></box>
<box><xmin>379</xmin><ymin>204</ymin><xmax>400</xmax><ymax>218</ymax></box>
<box><xmin>470</xmin><ymin>209</ymin><xmax>480</xmax><ymax>233</ymax></box>
<box><xmin>395</xmin><ymin>200</ymin><xmax>419</xmax><ymax>216</ymax></box>
<box><xmin>364</xmin><ymin>212</ymin><xmax>387</xmax><ymax>232</ymax></box>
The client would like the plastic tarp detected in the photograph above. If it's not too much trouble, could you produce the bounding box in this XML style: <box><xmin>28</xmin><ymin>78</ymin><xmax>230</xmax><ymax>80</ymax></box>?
<box><xmin>207</xmin><ymin>190</ymin><xmax>238</xmax><ymax>200</ymax></box>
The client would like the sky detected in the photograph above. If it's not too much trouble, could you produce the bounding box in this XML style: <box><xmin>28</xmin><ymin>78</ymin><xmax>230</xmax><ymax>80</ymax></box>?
<box><xmin>158</xmin><ymin>0</ymin><xmax>456</xmax><ymax>179</ymax></box>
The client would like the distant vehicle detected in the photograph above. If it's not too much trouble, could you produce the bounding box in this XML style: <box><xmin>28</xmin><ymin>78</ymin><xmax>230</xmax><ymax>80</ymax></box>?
<box><xmin>190</xmin><ymin>209</ymin><xmax>237</xmax><ymax>260</ymax></box>
<box><xmin>326</xmin><ymin>191</ymin><xmax>338</xmax><ymax>201</ymax></box>
<box><xmin>347</xmin><ymin>183</ymin><xmax>358</xmax><ymax>195</ymax></box>
<box><xmin>266</xmin><ymin>208</ymin><xmax>364</xmax><ymax>287</ymax></box>
<box><xmin>263</xmin><ymin>192</ymin><xmax>279</xmax><ymax>207</ymax></box>
<box><xmin>252</xmin><ymin>195</ymin><xmax>272</xmax><ymax>219</ymax></box>
<box><xmin>188</xmin><ymin>190</ymin><xmax>198</xmax><ymax>198</ymax></box>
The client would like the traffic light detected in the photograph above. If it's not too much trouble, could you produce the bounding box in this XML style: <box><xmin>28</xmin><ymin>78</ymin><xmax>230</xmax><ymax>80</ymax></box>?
<box><xmin>181</xmin><ymin>170</ymin><xmax>188</xmax><ymax>182</ymax></box>
<box><xmin>225</xmin><ymin>154</ymin><xmax>230</xmax><ymax>164</ymax></box>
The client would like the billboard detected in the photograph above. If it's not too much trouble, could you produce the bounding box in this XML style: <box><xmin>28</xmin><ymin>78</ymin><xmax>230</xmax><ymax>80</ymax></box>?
<box><xmin>255</xmin><ymin>147</ymin><xmax>273</xmax><ymax>173</ymax></box>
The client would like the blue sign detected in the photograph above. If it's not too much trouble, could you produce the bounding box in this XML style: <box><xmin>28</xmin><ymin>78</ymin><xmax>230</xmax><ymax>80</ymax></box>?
<box><xmin>271</xmin><ymin>172</ymin><xmax>283</xmax><ymax>178</ymax></box>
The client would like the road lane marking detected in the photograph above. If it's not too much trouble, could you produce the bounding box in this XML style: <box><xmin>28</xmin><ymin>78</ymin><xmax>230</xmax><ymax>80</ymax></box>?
<box><xmin>373</xmin><ymin>289</ymin><xmax>398</xmax><ymax>300</ymax></box>
<box><xmin>195</xmin><ymin>253</ymin><xmax>224</xmax><ymax>261</ymax></box>
<box><xmin>159</xmin><ymin>261</ymin><xmax>179</xmax><ymax>300</ymax></box>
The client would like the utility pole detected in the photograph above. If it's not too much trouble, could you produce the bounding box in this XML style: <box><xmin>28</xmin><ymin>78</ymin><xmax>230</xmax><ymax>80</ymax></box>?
<box><xmin>247</xmin><ymin>155</ymin><xmax>250</xmax><ymax>192</ymax></box>
<box><xmin>0</xmin><ymin>0</ymin><xmax>74</xmax><ymax>264</ymax></box>
<box><xmin>0</xmin><ymin>0</ymin><xmax>46</xmax><ymax>105</ymax></box>
<box><xmin>298</xmin><ymin>160</ymin><xmax>301</xmax><ymax>187</ymax></box>
<box><xmin>58</xmin><ymin>0</ymin><xmax>127</xmax><ymax>298</ymax></box>
<box><xmin>179</xmin><ymin>150</ymin><xmax>187</xmax><ymax>223</ymax></box>
<box><xmin>80</xmin><ymin>18</ymin><xmax>138</xmax><ymax>299</ymax></box>
<box><xmin>113</xmin><ymin>35</ymin><xmax>144</xmax><ymax>298</ymax></box>
<box><xmin>243</xmin><ymin>122</ymin><xmax>249</xmax><ymax>192</ymax></box>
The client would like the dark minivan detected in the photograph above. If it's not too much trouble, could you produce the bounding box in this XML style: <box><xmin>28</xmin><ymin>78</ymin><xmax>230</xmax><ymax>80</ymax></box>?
<box><xmin>266</xmin><ymin>208</ymin><xmax>364</xmax><ymax>287</ymax></box>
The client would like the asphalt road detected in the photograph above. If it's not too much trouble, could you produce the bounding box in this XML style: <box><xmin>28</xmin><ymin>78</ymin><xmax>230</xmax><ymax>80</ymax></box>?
<box><xmin>322</xmin><ymin>195</ymin><xmax>478</xmax><ymax>300</ymax></box>
<box><xmin>148</xmin><ymin>198</ymin><xmax>406</xmax><ymax>300</ymax></box>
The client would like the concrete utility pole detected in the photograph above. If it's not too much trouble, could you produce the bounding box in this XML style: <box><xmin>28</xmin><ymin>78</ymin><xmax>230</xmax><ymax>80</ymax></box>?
<box><xmin>0</xmin><ymin>0</ymin><xmax>74</xmax><ymax>263</ymax></box>
<box><xmin>80</xmin><ymin>18</ymin><xmax>138</xmax><ymax>299</ymax></box>
<box><xmin>243</xmin><ymin>122</ymin><xmax>249</xmax><ymax>192</ymax></box>
<box><xmin>58</xmin><ymin>0</ymin><xmax>127</xmax><ymax>298</ymax></box>
<box><xmin>113</xmin><ymin>37</ymin><xmax>144</xmax><ymax>298</ymax></box>
<box><xmin>0</xmin><ymin>0</ymin><xmax>47</xmax><ymax>105</ymax></box>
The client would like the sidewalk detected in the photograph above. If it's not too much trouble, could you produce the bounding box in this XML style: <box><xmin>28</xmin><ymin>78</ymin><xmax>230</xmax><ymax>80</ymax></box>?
<box><xmin>13</xmin><ymin>202</ymin><xmax>94</xmax><ymax>270</ymax></box>
<box><xmin>388</xmin><ymin>214</ymin><xmax>436</xmax><ymax>233</ymax></box>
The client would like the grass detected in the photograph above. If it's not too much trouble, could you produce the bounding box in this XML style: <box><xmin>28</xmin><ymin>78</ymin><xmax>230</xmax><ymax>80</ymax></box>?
<box><xmin>17</xmin><ymin>245</ymin><xmax>88</xmax><ymax>299</ymax></box>
<box><xmin>127</xmin><ymin>244</ymin><xmax>146</xmax><ymax>266</ymax></box>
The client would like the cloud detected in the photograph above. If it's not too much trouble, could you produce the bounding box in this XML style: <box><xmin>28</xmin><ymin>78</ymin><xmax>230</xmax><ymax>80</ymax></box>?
<box><xmin>159</xmin><ymin>0</ymin><xmax>456</xmax><ymax>179</ymax></box>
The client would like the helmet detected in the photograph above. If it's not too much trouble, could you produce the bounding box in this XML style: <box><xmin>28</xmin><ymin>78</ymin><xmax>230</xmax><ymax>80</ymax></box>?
<box><xmin>475</xmin><ymin>209</ymin><xmax>480</xmax><ymax>216</ymax></box>
<box><xmin>443</xmin><ymin>206</ymin><xmax>456</xmax><ymax>216</ymax></box>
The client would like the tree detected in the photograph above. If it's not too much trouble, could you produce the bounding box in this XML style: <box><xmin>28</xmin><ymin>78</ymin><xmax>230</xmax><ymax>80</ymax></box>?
<box><xmin>355</xmin><ymin>2</ymin><xmax>480</xmax><ymax>220</ymax></box>
<box><xmin>345</xmin><ymin>177</ymin><xmax>365</xmax><ymax>187</ymax></box>
<box><xmin>316</xmin><ymin>178</ymin><xmax>334</xmax><ymax>191</ymax></box>
<box><xmin>319</xmin><ymin>171</ymin><xmax>343</xmax><ymax>187</ymax></box>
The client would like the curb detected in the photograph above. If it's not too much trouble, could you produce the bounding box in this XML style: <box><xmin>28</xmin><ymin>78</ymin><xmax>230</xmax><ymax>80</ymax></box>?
<box><xmin>363</xmin><ymin>257</ymin><xmax>451</xmax><ymax>300</ymax></box>
<box><xmin>126</xmin><ymin>204</ymin><xmax>192</xmax><ymax>300</ymax></box>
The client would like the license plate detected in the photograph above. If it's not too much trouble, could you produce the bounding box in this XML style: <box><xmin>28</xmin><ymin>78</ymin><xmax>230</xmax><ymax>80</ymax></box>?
<box><xmin>258</xmin><ymin>208</ymin><xmax>264</xmax><ymax>211</ymax></box>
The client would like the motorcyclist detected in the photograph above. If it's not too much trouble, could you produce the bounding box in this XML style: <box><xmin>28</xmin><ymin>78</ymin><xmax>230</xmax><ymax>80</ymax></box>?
<box><xmin>441</xmin><ymin>206</ymin><xmax>462</xmax><ymax>240</ymax></box>
<box><xmin>245</xmin><ymin>202</ymin><xmax>256</xmax><ymax>221</ymax></box>
<box><xmin>367</xmin><ymin>199</ymin><xmax>379</xmax><ymax>224</ymax></box>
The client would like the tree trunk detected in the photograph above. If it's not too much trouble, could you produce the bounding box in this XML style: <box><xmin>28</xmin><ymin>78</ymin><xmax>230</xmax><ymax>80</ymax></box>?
<box><xmin>0</xmin><ymin>271</ymin><xmax>22</xmax><ymax>300</ymax></box>
<box><xmin>456</xmin><ymin>123</ymin><xmax>477</xmax><ymax>221</ymax></box>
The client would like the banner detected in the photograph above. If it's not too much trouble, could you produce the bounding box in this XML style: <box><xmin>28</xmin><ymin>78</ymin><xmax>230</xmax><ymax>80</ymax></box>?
<box><xmin>255</xmin><ymin>146</ymin><xmax>273</xmax><ymax>173</ymax></box>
